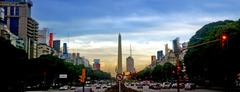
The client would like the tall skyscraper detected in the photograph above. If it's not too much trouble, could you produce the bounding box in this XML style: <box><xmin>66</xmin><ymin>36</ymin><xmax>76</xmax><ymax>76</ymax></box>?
<box><xmin>165</xmin><ymin>44</ymin><xmax>169</xmax><ymax>55</ymax></box>
<box><xmin>1</xmin><ymin>0</ymin><xmax>39</xmax><ymax>59</ymax></box>
<box><xmin>173</xmin><ymin>37</ymin><xmax>181</xmax><ymax>54</ymax></box>
<box><xmin>126</xmin><ymin>45</ymin><xmax>135</xmax><ymax>74</ymax></box>
<box><xmin>157</xmin><ymin>50</ymin><xmax>163</xmax><ymax>60</ymax></box>
<box><xmin>38</xmin><ymin>28</ymin><xmax>49</xmax><ymax>44</ymax></box>
<box><xmin>53</xmin><ymin>40</ymin><xmax>60</xmax><ymax>52</ymax></box>
<box><xmin>117</xmin><ymin>33</ymin><xmax>122</xmax><ymax>74</ymax></box>
<box><xmin>62</xmin><ymin>43</ymin><xmax>68</xmax><ymax>59</ymax></box>
<box><xmin>49</xmin><ymin>33</ymin><xmax>53</xmax><ymax>47</ymax></box>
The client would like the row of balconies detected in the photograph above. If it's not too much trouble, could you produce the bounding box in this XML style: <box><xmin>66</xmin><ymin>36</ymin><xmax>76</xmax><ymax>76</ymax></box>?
<box><xmin>27</xmin><ymin>17</ymin><xmax>38</xmax><ymax>41</ymax></box>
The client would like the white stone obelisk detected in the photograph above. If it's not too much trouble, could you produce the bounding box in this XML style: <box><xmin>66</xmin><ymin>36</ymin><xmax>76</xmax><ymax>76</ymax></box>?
<box><xmin>117</xmin><ymin>33</ymin><xmax>122</xmax><ymax>74</ymax></box>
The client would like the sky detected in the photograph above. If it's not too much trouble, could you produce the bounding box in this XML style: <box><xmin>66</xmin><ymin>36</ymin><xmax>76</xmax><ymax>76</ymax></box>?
<box><xmin>31</xmin><ymin>0</ymin><xmax>240</xmax><ymax>76</ymax></box>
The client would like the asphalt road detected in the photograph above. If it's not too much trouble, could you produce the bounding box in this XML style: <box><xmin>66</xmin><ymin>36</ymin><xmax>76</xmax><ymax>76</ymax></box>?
<box><xmin>126</xmin><ymin>85</ymin><xmax>222</xmax><ymax>92</ymax></box>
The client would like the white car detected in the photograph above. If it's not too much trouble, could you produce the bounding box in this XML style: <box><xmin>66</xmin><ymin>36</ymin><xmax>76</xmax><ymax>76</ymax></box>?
<box><xmin>70</xmin><ymin>86</ymin><xmax>76</xmax><ymax>90</ymax></box>
<box><xmin>185</xmin><ymin>83</ymin><xmax>195</xmax><ymax>90</ymax></box>
<box><xmin>59</xmin><ymin>85</ymin><xmax>69</xmax><ymax>90</ymax></box>
<box><xmin>162</xmin><ymin>82</ymin><xmax>171</xmax><ymax>89</ymax></box>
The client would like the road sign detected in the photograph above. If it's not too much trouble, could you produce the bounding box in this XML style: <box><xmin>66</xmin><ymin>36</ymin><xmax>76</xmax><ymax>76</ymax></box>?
<box><xmin>59</xmin><ymin>74</ymin><xmax>67</xmax><ymax>78</ymax></box>
<box><xmin>116</xmin><ymin>74</ymin><xmax>123</xmax><ymax>81</ymax></box>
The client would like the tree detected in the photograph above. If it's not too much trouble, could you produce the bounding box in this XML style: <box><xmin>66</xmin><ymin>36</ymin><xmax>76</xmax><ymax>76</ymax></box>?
<box><xmin>184</xmin><ymin>19</ymin><xmax>240</xmax><ymax>87</ymax></box>
<box><xmin>163</xmin><ymin>62</ymin><xmax>175</xmax><ymax>81</ymax></box>
<box><xmin>151</xmin><ymin>65</ymin><xmax>163</xmax><ymax>81</ymax></box>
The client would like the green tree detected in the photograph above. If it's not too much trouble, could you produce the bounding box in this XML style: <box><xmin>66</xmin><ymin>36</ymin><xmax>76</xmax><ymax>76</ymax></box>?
<box><xmin>163</xmin><ymin>62</ymin><xmax>175</xmax><ymax>81</ymax></box>
<box><xmin>151</xmin><ymin>65</ymin><xmax>163</xmax><ymax>81</ymax></box>
<box><xmin>184</xmin><ymin>19</ymin><xmax>240</xmax><ymax>88</ymax></box>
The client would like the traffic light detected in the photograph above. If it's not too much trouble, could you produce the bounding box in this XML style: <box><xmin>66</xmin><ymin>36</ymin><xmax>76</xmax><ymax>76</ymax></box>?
<box><xmin>79</xmin><ymin>67</ymin><xmax>86</xmax><ymax>83</ymax></box>
<box><xmin>221</xmin><ymin>34</ymin><xmax>228</xmax><ymax>48</ymax></box>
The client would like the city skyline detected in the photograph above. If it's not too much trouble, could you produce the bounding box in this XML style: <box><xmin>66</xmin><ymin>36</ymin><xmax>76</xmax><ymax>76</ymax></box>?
<box><xmin>2</xmin><ymin>1</ymin><xmax>240</xmax><ymax>91</ymax></box>
<box><xmin>31</xmin><ymin>0</ymin><xmax>240</xmax><ymax>76</ymax></box>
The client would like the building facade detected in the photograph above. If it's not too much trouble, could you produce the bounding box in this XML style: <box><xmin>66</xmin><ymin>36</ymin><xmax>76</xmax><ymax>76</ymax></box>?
<box><xmin>126</xmin><ymin>56</ymin><xmax>135</xmax><ymax>74</ymax></box>
<box><xmin>49</xmin><ymin>32</ymin><xmax>53</xmax><ymax>48</ymax></box>
<box><xmin>173</xmin><ymin>37</ymin><xmax>181</xmax><ymax>54</ymax></box>
<box><xmin>37</xmin><ymin>43</ymin><xmax>52</xmax><ymax>57</ymax></box>
<box><xmin>157</xmin><ymin>50</ymin><xmax>163</xmax><ymax>61</ymax></box>
<box><xmin>93</xmin><ymin>59</ymin><xmax>100</xmax><ymax>70</ymax></box>
<box><xmin>151</xmin><ymin>55</ymin><xmax>156</xmax><ymax>65</ymax></box>
<box><xmin>61</xmin><ymin>43</ymin><xmax>68</xmax><ymax>59</ymax></box>
<box><xmin>38</xmin><ymin>28</ymin><xmax>49</xmax><ymax>45</ymax></box>
<box><xmin>53</xmin><ymin>40</ymin><xmax>60</xmax><ymax>52</ymax></box>
<box><xmin>0</xmin><ymin>0</ymin><xmax>39</xmax><ymax>59</ymax></box>
<box><xmin>0</xmin><ymin>8</ymin><xmax>10</xmax><ymax>40</ymax></box>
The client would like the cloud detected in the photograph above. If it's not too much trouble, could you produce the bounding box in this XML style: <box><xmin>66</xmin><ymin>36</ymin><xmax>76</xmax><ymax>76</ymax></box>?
<box><xmin>33</xmin><ymin>0</ymin><xmax>240</xmax><ymax>76</ymax></box>
<box><xmin>39</xmin><ymin>10</ymin><xmax>239</xmax><ymax>38</ymax></box>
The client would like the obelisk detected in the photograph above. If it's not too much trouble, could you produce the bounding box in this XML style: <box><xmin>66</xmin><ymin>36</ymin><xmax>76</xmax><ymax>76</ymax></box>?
<box><xmin>117</xmin><ymin>33</ymin><xmax>122</xmax><ymax>74</ymax></box>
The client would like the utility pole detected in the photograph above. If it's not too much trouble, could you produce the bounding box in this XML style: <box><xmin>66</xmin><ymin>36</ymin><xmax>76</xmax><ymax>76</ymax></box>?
<box><xmin>176</xmin><ymin>54</ymin><xmax>180</xmax><ymax>92</ymax></box>
<box><xmin>116</xmin><ymin>74</ymin><xmax>123</xmax><ymax>92</ymax></box>
<box><xmin>119</xmin><ymin>81</ymin><xmax>121</xmax><ymax>92</ymax></box>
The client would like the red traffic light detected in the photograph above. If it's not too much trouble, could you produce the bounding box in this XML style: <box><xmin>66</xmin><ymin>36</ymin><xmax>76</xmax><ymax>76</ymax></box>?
<box><xmin>222</xmin><ymin>35</ymin><xmax>227</xmax><ymax>40</ymax></box>
<box><xmin>221</xmin><ymin>34</ymin><xmax>228</xmax><ymax>48</ymax></box>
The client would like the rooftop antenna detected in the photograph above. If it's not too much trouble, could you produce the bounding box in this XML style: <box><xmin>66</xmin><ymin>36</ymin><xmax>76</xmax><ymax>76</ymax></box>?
<box><xmin>130</xmin><ymin>44</ymin><xmax>132</xmax><ymax>57</ymax></box>
<box><xmin>68</xmin><ymin>33</ymin><xmax>70</xmax><ymax>45</ymax></box>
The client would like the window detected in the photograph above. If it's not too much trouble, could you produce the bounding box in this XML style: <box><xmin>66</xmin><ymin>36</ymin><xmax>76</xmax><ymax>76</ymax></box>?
<box><xmin>10</xmin><ymin>6</ymin><xmax>14</xmax><ymax>16</ymax></box>
<box><xmin>10</xmin><ymin>17</ymin><xmax>19</xmax><ymax>35</ymax></box>
<box><xmin>15</xmin><ymin>6</ymin><xmax>19</xmax><ymax>16</ymax></box>
<box><xmin>3</xmin><ymin>6</ymin><xmax>7</xmax><ymax>15</ymax></box>
<box><xmin>28</xmin><ymin>7</ymin><xmax>31</xmax><ymax>16</ymax></box>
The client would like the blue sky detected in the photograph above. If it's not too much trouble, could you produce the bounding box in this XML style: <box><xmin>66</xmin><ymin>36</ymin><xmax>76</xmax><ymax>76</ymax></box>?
<box><xmin>32</xmin><ymin>0</ymin><xmax>240</xmax><ymax>37</ymax></box>
<box><xmin>31</xmin><ymin>0</ymin><xmax>240</xmax><ymax>75</ymax></box>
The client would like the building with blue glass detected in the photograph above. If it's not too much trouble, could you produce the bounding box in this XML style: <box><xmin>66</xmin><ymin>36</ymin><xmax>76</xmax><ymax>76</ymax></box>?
<box><xmin>157</xmin><ymin>50</ymin><xmax>163</xmax><ymax>61</ymax></box>
<box><xmin>61</xmin><ymin>43</ymin><xmax>68</xmax><ymax>59</ymax></box>
<box><xmin>53</xmin><ymin>40</ymin><xmax>60</xmax><ymax>52</ymax></box>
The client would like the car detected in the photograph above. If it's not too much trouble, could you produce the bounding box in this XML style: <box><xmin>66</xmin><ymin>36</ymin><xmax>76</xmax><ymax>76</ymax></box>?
<box><xmin>149</xmin><ymin>84</ymin><xmax>161</xmax><ymax>89</ymax></box>
<box><xmin>96</xmin><ymin>85</ymin><xmax>101</xmax><ymax>89</ymax></box>
<box><xmin>184</xmin><ymin>83</ymin><xmax>196</xmax><ymax>90</ymax></box>
<box><xmin>102</xmin><ymin>86</ymin><xmax>107</xmax><ymax>89</ymax></box>
<box><xmin>184</xmin><ymin>83</ymin><xmax>191</xmax><ymax>90</ymax></box>
<box><xmin>171</xmin><ymin>83</ymin><xmax>177</xmax><ymax>88</ymax></box>
<box><xmin>59</xmin><ymin>85</ymin><xmax>69</xmax><ymax>90</ymax></box>
<box><xmin>137</xmin><ymin>85</ymin><xmax>143</xmax><ymax>89</ymax></box>
<box><xmin>162</xmin><ymin>82</ymin><xmax>171</xmax><ymax>89</ymax></box>
<box><xmin>70</xmin><ymin>86</ymin><xmax>76</xmax><ymax>90</ymax></box>
<box><xmin>85</xmin><ymin>84</ymin><xmax>90</xmax><ymax>87</ymax></box>
<box><xmin>107</xmin><ymin>84</ymin><xmax>111</xmax><ymax>88</ymax></box>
